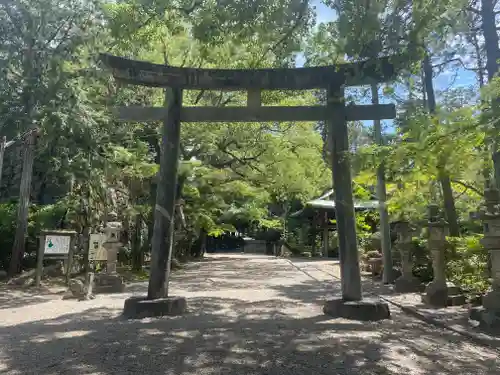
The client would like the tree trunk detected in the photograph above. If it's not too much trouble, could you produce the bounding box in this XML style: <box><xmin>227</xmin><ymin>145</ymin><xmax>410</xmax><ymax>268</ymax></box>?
<box><xmin>371</xmin><ymin>83</ymin><xmax>393</xmax><ymax>283</ymax></box>
<box><xmin>481</xmin><ymin>0</ymin><xmax>499</xmax><ymax>82</ymax></box>
<box><xmin>438</xmin><ymin>168</ymin><xmax>460</xmax><ymax>236</ymax></box>
<box><xmin>470</xmin><ymin>31</ymin><xmax>485</xmax><ymax>88</ymax></box>
<box><xmin>0</xmin><ymin>137</ymin><xmax>6</xmax><ymax>191</ymax></box>
<box><xmin>131</xmin><ymin>214</ymin><xmax>143</xmax><ymax>271</ymax></box>
<box><xmin>310</xmin><ymin>226</ymin><xmax>316</xmax><ymax>255</ymax></box>
<box><xmin>145</xmin><ymin>138</ymin><xmax>161</xmax><ymax>256</ymax></box>
<box><xmin>8</xmin><ymin>131</ymin><xmax>37</xmax><ymax>276</ymax></box>
<box><xmin>191</xmin><ymin>229</ymin><xmax>207</xmax><ymax>258</ymax></box>
<box><xmin>423</xmin><ymin>51</ymin><xmax>460</xmax><ymax>236</ymax></box>
<box><xmin>481</xmin><ymin>0</ymin><xmax>500</xmax><ymax>188</ymax></box>
<box><xmin>199</xmin><ymin>229</ymin><xmax>207</xmax><ymax>258</ymax></box>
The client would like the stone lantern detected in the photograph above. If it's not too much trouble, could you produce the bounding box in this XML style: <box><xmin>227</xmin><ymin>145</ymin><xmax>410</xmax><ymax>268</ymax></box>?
<box><xmin>102</xmin><ymin>215</ymin><xmax>122</xmax><ymax>274</ymax></box>
<box><xmin>422</xmin><ymin>204</ymin><xmax>465</xmax><ymax>307</ymax></box>
<box><xmin>393</xmin><ymin>220</ymin><xmax>422</xmax><ymax>293</ymax></box>
<box><xmin>470</xmin><ymin>188</ymin><xmax>500</xmax><ymax>329</ymax></box>
<box><xmin>94</xmin><ymin>212</ymin><xmax>126</xmax><ymax>293</ymax></box>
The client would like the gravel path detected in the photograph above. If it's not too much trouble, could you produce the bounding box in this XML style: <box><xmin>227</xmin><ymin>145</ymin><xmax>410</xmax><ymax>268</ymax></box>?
<box><xmin>0</xmin><ymin>254</ymin><xmax>498</xmax><ymax>374</ymax></box>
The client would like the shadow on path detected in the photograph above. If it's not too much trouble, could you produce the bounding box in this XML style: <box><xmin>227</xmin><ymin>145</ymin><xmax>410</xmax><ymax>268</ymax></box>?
<box><xmin>0</xmin><ymin>296</ymin><xmax>498</xmax><ymax>375</ymax></box>
<box><xmin>0</xmin><ymin>255</ymin><xmax>498</xmax><ymax>374</ymax></box>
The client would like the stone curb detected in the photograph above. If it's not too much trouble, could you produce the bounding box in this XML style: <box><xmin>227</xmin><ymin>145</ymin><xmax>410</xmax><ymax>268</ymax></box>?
<box><xmin>285</xmin><ymin>259</ymin><xmax>500</xmax><ymax>352</ymax></box>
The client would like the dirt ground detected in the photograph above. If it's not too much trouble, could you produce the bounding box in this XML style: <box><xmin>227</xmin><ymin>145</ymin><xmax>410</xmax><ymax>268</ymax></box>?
<box><xmin>0</xmin><ymin>254</ymin><xmax>498</xmax><ymax>374</ymax></box>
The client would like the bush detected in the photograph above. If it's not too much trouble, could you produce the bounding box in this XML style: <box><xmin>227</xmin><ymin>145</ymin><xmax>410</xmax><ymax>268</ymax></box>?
<box><xmin>0</xmin><ymin>201</ymin><xmax>71</xmax><ymax>272</ymax></box>
<box><xmin>364</xmin><ymin>232</ymin><xmax>382</xmax><ymax>252</ymax></box>
<box><xmin>409</xmin><ymin>235</ymin><xmax>490</xmax><ymax>294</ymax></box>
<box><xmin>0</xmin><ymin>202</ymin><xmax>17</xmax><ymax>270</ymax></box>
<box><xmin>364</xmin><ymin>250</ymin><xmax>382</xmax><ymax>259</ymax></box>
<box><xmin>406</xmin><ymin>237</ymin><xmax>433</xmax><ymax>283</ymax></box>
<box><xmin>446</xmin><ymin>235</ymin><xmax>490</xmax><ymax>295</ymax></box>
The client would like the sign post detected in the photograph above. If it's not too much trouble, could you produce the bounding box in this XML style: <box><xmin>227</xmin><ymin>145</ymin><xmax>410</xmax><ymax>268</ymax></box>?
<box><xmin>35</xmin><ymin>229</ymin><xmax>77</xmax><ymax>287</ymax></box>
<box><xmin>88</xmin><ymin>233</ymin><xmax>107</xmax><ymax>263</ymax></box>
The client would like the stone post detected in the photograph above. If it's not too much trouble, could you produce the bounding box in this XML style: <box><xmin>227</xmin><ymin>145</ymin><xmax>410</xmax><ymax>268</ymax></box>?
<box><xmin>470</xmin><ymin>188</ymin><xmax>500</xmax><ymax>328</ymax></box>
<box><xmin>422</xmin><ymin>204</ymin><xmax>465</xmax><ymax>307</ymax></box>
<box><xmin>394</xmin><ymin>220</ymin><xmax>422</xmax><ymax>293</ymax></box>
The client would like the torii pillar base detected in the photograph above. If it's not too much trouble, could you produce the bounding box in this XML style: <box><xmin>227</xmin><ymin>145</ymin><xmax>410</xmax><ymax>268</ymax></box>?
<box><xmin>323</xmin><ymin>298</ymin><xmax>391</xmax><ymax>321</ymax></box>
<box><xmin>123</xmin><ymin>296</ymin><xmax>187</xmax><ymax>319</ymax></box>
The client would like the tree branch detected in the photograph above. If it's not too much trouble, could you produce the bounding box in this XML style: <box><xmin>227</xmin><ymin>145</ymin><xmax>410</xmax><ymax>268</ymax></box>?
<box><xmin>252</xmin><ymin>0</ymin><xmax>309</xmax><ymax>67</ymax></box>
<box><xmin>44</xmin><ymin>15</ymin><xmax>74</xmax><ymax>47</ymax></box>
<box><xmin>467</xmin><ymin>6</ymin><xmax>481</xmax><ymax>14</ymax></box>
<box><xmin>432</xmin><ymin>57</ymin><xmax>481</xmax><ymax>73</ymax></box>
<box><xmin>193</xmin><ymin>90</ymin><xmax>206</xmax><ymax>105</ymax></box>
<box><xmin>53</xmin><ymin>17</ymin><xmax>76</xmax><ymax>55</ymax></box>
<box><xmin>451</xmin><ymin>179</ymin><xmax>483</xmax><ymax>196</ymax></box>
<box><xmin>1</xmin><ymin>1</ymin><xmax>24</xmax><ymax>37</ymax></box>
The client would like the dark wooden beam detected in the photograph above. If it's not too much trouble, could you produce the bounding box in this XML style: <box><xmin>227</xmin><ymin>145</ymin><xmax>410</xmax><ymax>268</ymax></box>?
<box><xmin>114</xmin><ymin>104</ymin><xmax>396</xmax><ymax>123</ymax></box>
<box><xmin>99</xmin><ymin>53</ymin><xmax>400</xmax><ymax>90</ymax></box>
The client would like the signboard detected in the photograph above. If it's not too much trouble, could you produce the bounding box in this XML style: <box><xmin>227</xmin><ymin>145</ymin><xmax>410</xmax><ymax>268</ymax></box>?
<box><xmin>44</xmin><ymin>235</ymin><xmax>71</xmax><ymax>255</ymax></box>
<box><xmin>88</xmin><ymin>233</ymin><xmax>107</xmax><ymax>261</ymax></box>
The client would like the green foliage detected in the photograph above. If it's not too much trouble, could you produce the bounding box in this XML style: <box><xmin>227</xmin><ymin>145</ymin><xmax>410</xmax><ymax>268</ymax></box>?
<box><xmin>0</xmin><ymin>201</ymin><xmax>71</xmax><ymax>270</ymax></box>
<box><xmin>0</xmin><ymin>203</ymin><xmax>17</xmax><ymax>269</ymax></box>
<box><xmin>409</xmin><ymin>235</ymin><xmax>491</xmax><ymax>294</ymax></box>
<box><xmin>0</xmin><ymin>0</ymin><xmax>495</xmax><ymax>297</ymax></box>
<box><xmin>446</xmin><ymin>235</ymin><xmax>490</xmax><ymax>294</ymax></box>
<box><xmin>410</xmin><ymin>237</ymin><xmax>434</xmax><ymax>283</ymax></box>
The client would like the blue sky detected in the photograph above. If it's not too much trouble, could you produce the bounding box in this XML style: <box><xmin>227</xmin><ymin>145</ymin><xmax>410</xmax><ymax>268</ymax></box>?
<box><xmin>308</xmin><ymin>0</ymin><xmax>477</xmax><ymax>132</ymax></box>
<box><xmin>314</xmin><ymin>0</ymin><xmax>335</xmax><ymax>24</ymax></box>
<box><xmin>310</xmin><ymin>0</ymin><xmax>476</xmax><ymax>91</ymax></box>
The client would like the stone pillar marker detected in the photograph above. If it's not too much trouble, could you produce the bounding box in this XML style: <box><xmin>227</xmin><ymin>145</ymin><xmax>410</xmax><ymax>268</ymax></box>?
<box><xmin>470</xmin><ymin>188</ymin><xmax>500</xmax><ymax>329</ymax></box>
<box><xmin>422</xmin><ymin>204</ymin><xmax>465</xmax><ymax>307</ymax></box>
<box><xmin>394</xmin><ymin>220</ymin><xmax>422</xmax><ymax>293</ymax></box>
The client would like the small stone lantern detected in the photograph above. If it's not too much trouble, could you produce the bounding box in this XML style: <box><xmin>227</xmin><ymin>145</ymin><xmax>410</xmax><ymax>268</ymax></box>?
<box><xmin>470</xmin><ymin>188</ymin><xmax>500</xmax><ymax>328</ymax></box>
<box><xmin>393</xmin><ymin>220</ymin><xmax>422</xmax><ymax>293</ymax></box>
<box><xmin>422</xmin><ymin>204</ymin><xmax>465</xmax><ymax>307</ymax></box>
<box><xmin>94</xmin><ymin>212</ymin><xmax>125</xmax><ymax>293</ymax></box>
<box><xmin>102</xmin><ymin>214</ymin><xmax>122</xmax><ymax>275</ymax></box>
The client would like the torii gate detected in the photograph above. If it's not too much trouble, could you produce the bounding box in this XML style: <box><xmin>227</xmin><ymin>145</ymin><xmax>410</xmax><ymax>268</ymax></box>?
<box><xmin>100</xmin><ymin>53</ymin><xmax>398</xmax><ymax>320</ymax></box>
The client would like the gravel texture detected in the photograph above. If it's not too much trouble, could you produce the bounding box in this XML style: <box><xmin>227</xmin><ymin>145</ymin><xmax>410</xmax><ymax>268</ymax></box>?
<box><xmin>0</xmin><ymin>254</ymin><xmax>499</xmax><ymax>374</ymax></box>
<box><xmin>293</xmin><ymin>258</ymin><xmax>500</xmax><ymax>348</ymax></box>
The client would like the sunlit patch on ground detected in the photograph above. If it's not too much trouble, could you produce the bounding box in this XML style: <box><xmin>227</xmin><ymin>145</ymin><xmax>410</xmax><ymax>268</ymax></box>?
<box><xmin>0</xmin><ymin>254</ymin><xmax>497</xmax><ymax>374</ymax></box>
